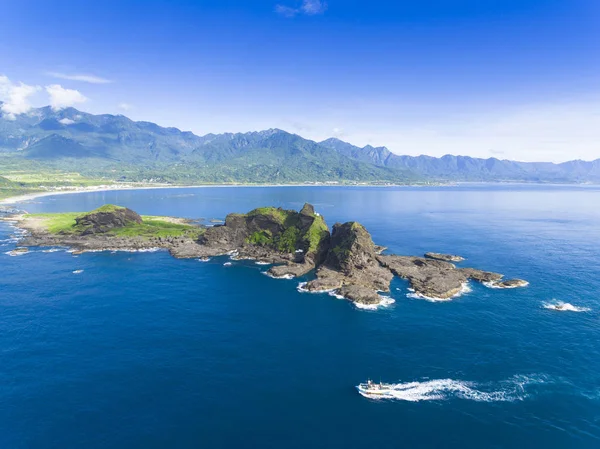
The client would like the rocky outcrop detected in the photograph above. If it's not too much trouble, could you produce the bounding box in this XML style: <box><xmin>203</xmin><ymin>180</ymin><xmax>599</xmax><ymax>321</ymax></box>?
<box><xmin>378</xmin><ymin>255</ymin><xmax>467</xmax><ymax>299</ymax></box>
<box><xmin>200</xmin><ymin>203</ymin><xmax>331</xmax><ymax>270</ymax></box>
<box><xmin>303</xmin><ymin>222</ymin><xmax>393</xmax><ymax>304</ymax></box>
<box><xmin>424</xmin><ymin>252</ymin><xmax>465</xmax><ymax>263</ymax></box>
<box><xmin>12</xmin><ymin>202</ymin><xmax>528</xmax><ymax>307</ymax></box>
<box><xmin>487</xmin><ymin>279</ymin><xmax>529</xmax><ymax>289</ymax></box>
<box><xmin>378</xmin><ymin>255</ymin><xmax>515</xmax><ymax>300</ymax></box>
<box><xmin>73</xmin><ymin>205</ymin><xmax>142</xmax><ymax>235</ymax></box>
<box><xmin>460</xmin><ymin>268</ymin><xmax>503</xmax><ymax>283</ymax></box>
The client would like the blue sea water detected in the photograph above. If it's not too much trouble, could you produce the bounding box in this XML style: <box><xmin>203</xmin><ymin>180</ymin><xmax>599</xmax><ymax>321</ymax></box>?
<box><xmin>1</xmin><ymin>184</ymin><xmax>600</xmax><ymax>449</ymax></box>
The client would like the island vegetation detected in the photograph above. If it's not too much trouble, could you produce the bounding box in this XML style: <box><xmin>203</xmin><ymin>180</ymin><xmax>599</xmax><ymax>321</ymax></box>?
<box><xmin>9</xmin><ymin>203</ymin><xmax>529</xmax><ymax>307</ymax></box>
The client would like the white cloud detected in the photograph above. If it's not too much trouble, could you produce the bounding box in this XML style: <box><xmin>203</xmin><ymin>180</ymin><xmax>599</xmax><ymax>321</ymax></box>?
<box><xmin>118</xmin><ymin>102</ymin><xmax>133</xmax><ymax>111</ymax></box>
<box><xmin>301</xmin><ymin>0</ymin><xmax>327</xmax><ymax>15</ymax></box>
<box><xmin>275</xmin><ymin>0</ymin><xmax>327</xmax><ymax>17</ymax></box>
<box><xmin>0</xmin><ymin>75</ymin><xmax>41</xmax><ymax>119</ymax></box>
<box><xmin>45</xmin><ymin>84</ymin><xmax>88</xmax><ymax>110</ymax></box>
<box><xmin>47</xmin><ymin>71</ymin><xmax>112</xmax><ymax>84</ymax></box>
<box><xmin>59</xmin><ymin>117</ymin><xmax>76</xmax><ymax>125</ymax></box>
<box><xmin>275</xmin><ymin>5</ymin><xmax>299</xmax><ymax>17</ymax></box>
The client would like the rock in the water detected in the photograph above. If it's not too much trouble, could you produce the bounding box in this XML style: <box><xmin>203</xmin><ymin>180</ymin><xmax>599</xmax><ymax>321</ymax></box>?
<box><xmin>74</xmin><ymin>205</ymin><xmax>142</xmax><ymax>235</ymax></box>
<box><xmin>267</xmin><ymin>263</ymin><xmax>314</xmax><ymax>279</ymax></box>
<box><xmin>337</xmin><ymin>285</ymin><xmax>382</xmax><ymax>304</ymax></box>
<box><xmin>424</xmin><ymin>252</ymin><xmax>465</xmax><ymax>263</ymax></box>
<box><xmin>378</xmin><ymin>255</ymin><xmax>467</xmax><ymax>299</ymax></box>
<box><xmin>7</xmin><ymin>247</ymin><xmax>29</xmax><ymax>256</ymax></box>
<box><xmin>460</xmin><ymin>268</ymin><xmax>503</xmax><ymax>283</ymax></box>
<box><xmin>306</xmin><ymin>221</ymin><xmax>393</xmax><ymax>301</ymax></box>
<box><xmin>489</xmin><ymin>279</ymin><xmax>529</xmax><ymax>289</ymax></box>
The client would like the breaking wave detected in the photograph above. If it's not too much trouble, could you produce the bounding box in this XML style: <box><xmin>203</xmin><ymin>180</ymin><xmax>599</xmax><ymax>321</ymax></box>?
<box><xmin>357</xmin><ymin>374</ymin><xmax>551</xmax><ymax>402</ymax></box>
<box><xmin>5</xmin><ymin>249</ymin><xmax>29</xmax><ymax>256</ymax></box>
<box><xmin>353</xmin><ymin>295</ymin><xmax>396</xmax><ymax>310</ymax></box>
<box><xmin>297</xmin><ymin>282</ymin><xmax>334</xmax><ymax>294</ymax></box>
<box><xmin>263</xmin><ymin>272</ymin><xmax>294</xmax><ymax>280</ymax></box>
<box><xmin>542</xmin><ymin>300</ymin><xmax>590</xmax><ymax>313</ymax></box>
<box><xmin>298</xmin><ymin>283</ymin><xmax>396</xmax><ymax>310</ymax></box>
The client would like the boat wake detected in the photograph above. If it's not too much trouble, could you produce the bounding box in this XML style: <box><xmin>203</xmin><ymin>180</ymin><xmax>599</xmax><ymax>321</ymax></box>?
<box><xmin>543</xmin><ymin>300</ymin><xmax>590</xmax><ymax>313</ymax></box>
<box><xmin>357</xmin><ymin>374</ymin><xmax>551</xmax><ymax>402</ymax></box>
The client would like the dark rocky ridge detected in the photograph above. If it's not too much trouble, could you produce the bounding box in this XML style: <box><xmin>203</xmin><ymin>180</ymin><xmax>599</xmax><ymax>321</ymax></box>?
<box><xmin>302</xmin><ymin>222</ymin><xmax>393</xmax><ymax>303</ymax></box>
<box><xmin>74</xmin><ymin>205</ymin><xmax>143</xmax><ymax>235</ymax></box>
<box><xmin>13</xmin><ymin>203</ymin><xmax>528</xmax><ymax>306</ymax></box>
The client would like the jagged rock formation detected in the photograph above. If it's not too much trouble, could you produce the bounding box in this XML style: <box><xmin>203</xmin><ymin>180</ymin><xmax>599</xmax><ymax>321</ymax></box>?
<box><xmin>73</xmin><ymin>205</ymin><xmax>142</xmax><ymax>235</ymax></box>
<box><xmin>199</xmin><ymin>204</ymin><xmax>330</xmax><ymax>276</ymax></box>
<box><xmin>378</xmin><ymin>256</ymin><xmax>504</xmax><ymax>299</ymax></box>
<box><xmin>303</xmin><ymin>222</ymin><xmax>393</xmax><ymax>303</ymax></box>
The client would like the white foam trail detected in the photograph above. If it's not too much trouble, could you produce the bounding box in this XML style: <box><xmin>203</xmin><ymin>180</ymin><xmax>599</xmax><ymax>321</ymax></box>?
<box><xmin>543</xmin><ymin>300</ymin><xmax>590</xmax><ymax>313</ymax></box>
<box><xmin>358</xmin><ymin>374</ymin><xmax>547</xmax><ymax>402</ymax></box>
<box><xmin>406</xmin><ymin>283</ymin><xmax>472</xmax><ymax>302</ymax></box>
<box><xmin>255</xmin><ymin>261</ymin><xmax>270</xmax><ymax>266</ymax></box>
<box><xmin>42</xmin><ymin>248</ymin><xmax>65</xmax><ymax>253</ymax></box>
<box><xmin>72</xmin><ymin>270</ymin><xmax>84</xmax><ymax>274</ymax></box>
<box><xmin>223</xmin><ymin>262</ymin><xmax>232</xmax><ymax>266</ymax></box>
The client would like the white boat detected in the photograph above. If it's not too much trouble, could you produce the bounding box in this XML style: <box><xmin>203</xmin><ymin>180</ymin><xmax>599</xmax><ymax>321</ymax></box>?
<box><xmin>356</xmin><ymin>379</ymin><xmax>395</xmax><ymax>397</ymax></box>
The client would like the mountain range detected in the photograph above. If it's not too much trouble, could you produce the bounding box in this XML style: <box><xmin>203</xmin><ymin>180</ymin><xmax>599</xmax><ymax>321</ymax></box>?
<box><xmin>1</xmin><ymin>103</ymin><xmax>599</xmax><ymax>184</ymax></box>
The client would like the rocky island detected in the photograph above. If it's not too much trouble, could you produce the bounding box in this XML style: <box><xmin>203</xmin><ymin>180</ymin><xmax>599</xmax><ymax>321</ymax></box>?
<box><xmin>8</xmin><ymin>203</ymin><xmax>528</xmax><ymax>306</ymax></box>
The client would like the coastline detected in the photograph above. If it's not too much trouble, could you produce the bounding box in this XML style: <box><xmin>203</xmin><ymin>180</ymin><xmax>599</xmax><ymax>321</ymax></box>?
<box><xmin>4</xmin><ymin>179</ymin><xmax>596</xmax><ymax>208</ymax></box>
<box><xmin>0</xmin><ymin>182</ymin><xmax>444</xmax><ymax>206</ymax></box>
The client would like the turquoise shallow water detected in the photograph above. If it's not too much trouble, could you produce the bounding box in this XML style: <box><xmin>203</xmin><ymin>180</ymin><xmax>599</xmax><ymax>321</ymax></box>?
<box><xmin>1</xmin><ymin>184</ymin><xmax>599</xmax><ymax>448</ymax></box>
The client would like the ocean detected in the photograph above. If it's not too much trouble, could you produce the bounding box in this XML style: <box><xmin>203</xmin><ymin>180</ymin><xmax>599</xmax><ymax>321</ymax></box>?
<box><xmin>1</xmin><ymin>184</ymin><xmax>599</xmax><ymax>449</ymax></box>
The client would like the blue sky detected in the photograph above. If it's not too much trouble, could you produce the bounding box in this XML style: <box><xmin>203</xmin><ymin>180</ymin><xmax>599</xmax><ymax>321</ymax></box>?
<box><xmin>1</xmin><ymin>0</ymin><xmax>599</xmax><ymax>162</ymax></box>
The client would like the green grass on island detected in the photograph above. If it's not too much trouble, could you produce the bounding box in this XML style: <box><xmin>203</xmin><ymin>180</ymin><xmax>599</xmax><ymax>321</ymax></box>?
<box><xmin>244</xmin><ymin>206</ymin><xmax>329</xmax><ymax>254</ymax></box>
<box><xmin>27</xmin><ymin>206</ymin><xmax>204</xmax><ymax>240</ymax></box>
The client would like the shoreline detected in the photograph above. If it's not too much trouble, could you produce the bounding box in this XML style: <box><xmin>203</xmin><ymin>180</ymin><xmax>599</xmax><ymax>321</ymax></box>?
<box><xmin>3</xmin><ymin>179</ymin><xmax>597</xmax><ymax>208</ymax></box>
<box><xmin>0</xmin><ymin>182</ymin><xmax>443</xmax><ymax>206</ymax></box>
